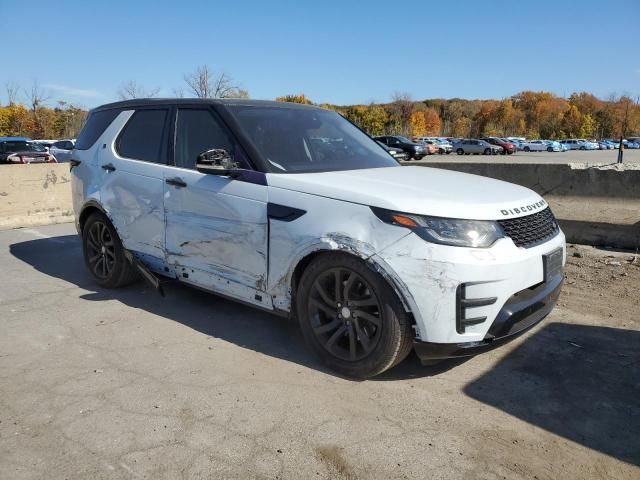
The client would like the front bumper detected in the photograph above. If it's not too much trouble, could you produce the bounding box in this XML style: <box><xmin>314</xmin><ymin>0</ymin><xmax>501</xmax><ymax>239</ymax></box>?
<box><xmin>374</xmin><ymin>228</ymin><xmax>566</xmax><ymax>345</ymax></box>
<box><xmin>413</xmin><ymin>272</ymin><xmax>562</xmax><ymax>361</ymax></box>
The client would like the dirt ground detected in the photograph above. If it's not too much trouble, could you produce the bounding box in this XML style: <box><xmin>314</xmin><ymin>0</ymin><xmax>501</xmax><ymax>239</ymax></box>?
<box><xmin>562</xmin><ymin>243</ymin><xmax>639</xmax><ymax>330</ymax></box>
<box><xmin>0</xmin><ymin>224</ymin><xmax>638</xmax><ymax>479</ymax></box>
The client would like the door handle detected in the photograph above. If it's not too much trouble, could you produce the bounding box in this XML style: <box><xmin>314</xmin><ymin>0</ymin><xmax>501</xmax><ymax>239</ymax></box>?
<box><xmin>101</xmin><ymin>163</ymin><xmax>116</xmax><ymax>172</ymax></box>
<box><xmin>166</xmin><ymin>177</ymin><xmax>187</xmax><ymax>188</ymax></box>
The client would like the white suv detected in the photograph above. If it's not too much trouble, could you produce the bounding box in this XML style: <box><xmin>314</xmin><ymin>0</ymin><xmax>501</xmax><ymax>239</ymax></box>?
<box><xmin>70</xmin><ymin>99</ymin><xmax>565</xmax><ymax>378</ymax></box>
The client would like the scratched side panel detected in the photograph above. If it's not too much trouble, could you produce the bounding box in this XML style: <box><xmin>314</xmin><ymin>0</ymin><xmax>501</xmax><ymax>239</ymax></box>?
<box><xmin>266</xmin><ymin>186</ymin><xmax>412</xmax><ymax>312</ymax></box>
<box><xmin>163</xmin><ymin>170</ymin><xmax>269</xmax><ymax>306</ymax></box>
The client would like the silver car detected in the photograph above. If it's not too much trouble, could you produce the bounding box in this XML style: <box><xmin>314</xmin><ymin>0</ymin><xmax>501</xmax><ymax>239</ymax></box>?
<box><xmin>49</xmin><ymin>139</ymin><xmax>75</xmax><ymax>162</ymax></box>
<box><xmin>453</xmin><ymin>139</ymin><xmax>503</xmax><ymax>155</ymax></box>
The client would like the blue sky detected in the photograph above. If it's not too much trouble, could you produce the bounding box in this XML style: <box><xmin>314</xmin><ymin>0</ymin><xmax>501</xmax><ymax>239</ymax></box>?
<box><xmin>2</xmin><ymin>0</ymin><xmax>638</xmax><ymax>108</ymax></box>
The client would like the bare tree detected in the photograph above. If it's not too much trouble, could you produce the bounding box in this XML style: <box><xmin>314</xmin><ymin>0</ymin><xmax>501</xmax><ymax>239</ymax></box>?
<box><xmin>183</xmin><ymin>65</ymin><xmax>247</xmax><ymax>99</ymax></box>
<box><xmin>5</xmin><ymin>81</ymin><xmax>20</xmax><ymax>105</ymax></box>
<box><xmin>117</xmin><ymin>80</ymin><xmax>160</xmax><ymax>100</ymax></box>
<box><xmin>25</xmin><ymin>80</ymin><xmax>51</xmax><ymax>112</ymax></box>
<box><xmin>172</xmin><ymin>87</ymin><xmax>185</xmax><ymax>98</ymax></box>
<box><xmin>23</xmin><ymin>80</ymin><xmax>51</xmax><ymax>137</ymax></box>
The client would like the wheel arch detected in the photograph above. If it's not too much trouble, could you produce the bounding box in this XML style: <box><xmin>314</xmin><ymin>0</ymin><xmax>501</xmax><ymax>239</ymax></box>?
<box><xmin>288</xmin><ymin>247</ymin><xmax>417</xmax><ymax>323</ymax></box>
<box><xmin>78</xmin><ymin>200</ymin><xmax>110</xmax><ymax>233</ymax></box>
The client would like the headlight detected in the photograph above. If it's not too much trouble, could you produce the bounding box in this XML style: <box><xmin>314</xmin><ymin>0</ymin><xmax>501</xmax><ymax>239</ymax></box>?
<box><xmin>372</xmin><ymin>208</ymin><xmax>504</xmax><ymax>248</ymax></box>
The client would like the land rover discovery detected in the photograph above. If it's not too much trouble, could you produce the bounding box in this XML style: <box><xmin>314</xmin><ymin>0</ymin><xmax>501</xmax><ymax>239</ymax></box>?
<box><xmin>70</xmin><ymin>99</ymin><xmax>565</xmax><ymax>378</ymax></box>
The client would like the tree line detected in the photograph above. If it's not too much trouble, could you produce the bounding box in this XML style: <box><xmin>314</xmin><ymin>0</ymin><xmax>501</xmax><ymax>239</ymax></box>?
<box><xmin>319</xmin><ymin>91</ymin><xmax>640</xmax><ymax>140</ymax></box>
<box><xmin>1</xmin><ymin>68</ymin><xmax>638</xmax><ymax>141</ymax></box>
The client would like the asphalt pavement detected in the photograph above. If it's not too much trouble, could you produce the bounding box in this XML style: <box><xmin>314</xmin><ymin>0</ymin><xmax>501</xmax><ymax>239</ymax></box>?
<box><xmin>0</xmin><ymin>224</ymin><xmax>638</xmax><ymax>479</ymax></box>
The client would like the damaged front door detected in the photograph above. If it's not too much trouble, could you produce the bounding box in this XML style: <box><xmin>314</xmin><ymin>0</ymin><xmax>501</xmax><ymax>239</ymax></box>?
<box><xmin>163</xmin><ymin>107</ymin><xmax>270</xmax><ymax>308</ymax></box>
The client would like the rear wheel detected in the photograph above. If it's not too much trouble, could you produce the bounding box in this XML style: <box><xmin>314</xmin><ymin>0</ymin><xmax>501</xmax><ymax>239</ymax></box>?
<box><xmin>456</xmin><ymin>148</ymin><xmax>464</xmax><ymax>155</ymax></box>
<box><xmin>296</xmin><ymin>253</ymin><xmax>413</xmax><ymax>378</ymax></box>
<box><xmin>547</xmin><ymin>146</ymin><xmax>553</xmax><ymax>152</ymax></box>
<box><xmin>580</xmin><ymin>146</ymin><xmax>586</xmax><ymax>150</ymax></box>
<box><xmin>82</xmin><ymin>212</ymin><xmax>139</xmax><ymax>288</ymax></box>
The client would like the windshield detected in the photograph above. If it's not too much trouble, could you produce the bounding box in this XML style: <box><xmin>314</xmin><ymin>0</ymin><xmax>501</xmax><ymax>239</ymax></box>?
<box><xmin>1</xmin><ymin>141</ymin><xmax>44</xmax><ymax>153</ymax></box>
<box><xmin>227</xmin><ymin>105</ymin><xmax>399</xmax><ymax>173</ymax></box>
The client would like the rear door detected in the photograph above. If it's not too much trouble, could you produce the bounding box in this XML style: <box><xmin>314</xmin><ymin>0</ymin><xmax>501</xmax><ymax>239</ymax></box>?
<box><xmin>98</xmin><ymin>108</ymin><xmax>171</xmax><ymax>272</ymax></box>
<box><xmin>162</xmin><ymin>106</ymin><xmax>270</xmax><ymax>308</ymax></box>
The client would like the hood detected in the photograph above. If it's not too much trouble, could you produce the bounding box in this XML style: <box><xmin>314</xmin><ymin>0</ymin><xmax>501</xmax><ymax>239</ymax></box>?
<box><xmin>267</xmin><ymin>166</ymin><xmax>545</xmax><ymax>220</ymax></box>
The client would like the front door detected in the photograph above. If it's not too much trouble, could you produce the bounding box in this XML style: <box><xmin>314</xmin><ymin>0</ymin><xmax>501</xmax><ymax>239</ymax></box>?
<box><xmin>162</xmin><ymin>107</ymin><xmax>270</xmax><ymax>308</ymax></box>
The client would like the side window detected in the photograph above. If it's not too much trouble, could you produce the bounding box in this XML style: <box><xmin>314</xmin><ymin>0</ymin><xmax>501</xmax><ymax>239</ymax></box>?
<box><xmin>117</xmin><ymin>109</ymin><xmax>168</xmax><ymax>163</ymax></box>
<box><xmin>75</xmin><ymin>109</ymin><xmax>120</xmax><ymax>150</ymax></box>
<box><xmin>174</xmin><ymin>108</ymin><xmax>249</xmax><ymax>170</ymax></box>
<box><xmin>62</xmin><ymin>141</ymin><xmax>74</xmax><ymax>150</ymax></box>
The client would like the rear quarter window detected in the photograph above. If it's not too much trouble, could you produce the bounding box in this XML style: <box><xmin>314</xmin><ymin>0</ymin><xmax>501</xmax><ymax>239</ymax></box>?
<box><xmin>116</xmin><ymin>109</ymin><xmax>168</xmax><ymax>163</ymax></box>
<box><xmin>75</xmin><ymin>109</ymin><xmax>121</xmax><ymax>150</ymax></box>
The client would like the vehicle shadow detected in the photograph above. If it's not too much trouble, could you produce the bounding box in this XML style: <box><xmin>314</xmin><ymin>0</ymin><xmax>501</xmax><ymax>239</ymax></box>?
<box><xmin>463</xmin><ymin>322</ymin><xmax>640</xmax><ymax>466</ymax></box>
<box><xmin>9</xmin><ymin>235</ymin><xmax>457</xmax><ymax>381</ymax></box>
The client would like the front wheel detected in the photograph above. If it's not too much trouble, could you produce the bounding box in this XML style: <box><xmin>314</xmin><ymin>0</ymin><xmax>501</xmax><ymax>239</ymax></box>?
<box><xmin>547</xmin><ymin>147</ymin><xmax>553</xmax><ymax>152</ymax></box>
<box><xmin>296</xmin><ymin>253</ymin><xmax>414</xmax><ymax>378</ymax></box>
<box><xmin>483</xmin><ymin>148</ymin><xmax>491</xmax><ymax>155</ymax></box>
<box><xmin>580</xmin><ymin>146</ymin><xmax>586</xmax><ymax>150</ymax></box>
<box><xmin>82</xmin><ymin>212</ymin><xmax>139</xmax><ymax>288</ymax></box>
<box><xmin>456</xmin><ymin>148</ymin><xmax>464</xmax><ymax>155</ymax></box>
<box><xmin>524</xmin><ymin>146</ymin><xmax>530</xmax><ymax>152</ymax></box>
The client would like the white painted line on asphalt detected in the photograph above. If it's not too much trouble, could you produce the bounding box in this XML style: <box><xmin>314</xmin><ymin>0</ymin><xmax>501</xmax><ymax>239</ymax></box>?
<box><xmin>22</xmin><ymin>228</ymin><xmax>67</xmax><ymax>244</ymax></box>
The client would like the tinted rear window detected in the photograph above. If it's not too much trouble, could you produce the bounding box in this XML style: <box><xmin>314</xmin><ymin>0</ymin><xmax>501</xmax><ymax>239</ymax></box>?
<box><xmin>116</xmin><ymin>109</ymin><xmax>168</xmax><ymax>163</ymax></box>
<box><xmin>75</xmin><ymin>109</ymin><xmax>120</xmax><ymax>150</ymax></box>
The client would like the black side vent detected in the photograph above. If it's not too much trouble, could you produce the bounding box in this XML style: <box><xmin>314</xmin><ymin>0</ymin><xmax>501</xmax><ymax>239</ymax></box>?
<box><xmin>456</xmin><ymin>283</ymin><xmax>497</xmax><ymax>334</ymax></box>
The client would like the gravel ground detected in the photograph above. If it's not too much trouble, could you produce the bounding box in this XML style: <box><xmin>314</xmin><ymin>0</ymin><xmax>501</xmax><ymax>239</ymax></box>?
<box><xmin>0</xmin><ymin>224</ymin><xmax>638</xmax><ymax>479</ymax></box>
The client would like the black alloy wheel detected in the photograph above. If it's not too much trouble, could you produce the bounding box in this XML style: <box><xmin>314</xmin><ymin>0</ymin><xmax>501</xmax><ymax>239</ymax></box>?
<box><xmin>86</xmin><ymin>220</ymin><xmax>116</xmax><ymax>279</ymax></box>
<box><xmin>307</xmin><ymin>267</ymin><xmax>382</xmax><ymax>361</ymax></box>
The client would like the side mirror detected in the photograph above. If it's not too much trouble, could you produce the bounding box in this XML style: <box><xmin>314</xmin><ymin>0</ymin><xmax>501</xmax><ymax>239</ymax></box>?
<box><xmin>196</xmin><ymin>149</ymin><xmax>237</xmax><ymax>175</ymax></box>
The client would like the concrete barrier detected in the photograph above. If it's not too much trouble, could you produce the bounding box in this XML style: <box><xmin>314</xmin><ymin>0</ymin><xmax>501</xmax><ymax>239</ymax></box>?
<box><xmin>0</xmin><ymin>164</ymin><xmax>73</xmax><ymax>230</ymax></box>
<box><xmin>415</xmin><ymin>162</ymin><xmax>640</xmax><ymax>249</ymax></box>
<box><xmin>1</xmin><ymin>161</ymin><xmax>638</xmax><ymax>249</ymax></box>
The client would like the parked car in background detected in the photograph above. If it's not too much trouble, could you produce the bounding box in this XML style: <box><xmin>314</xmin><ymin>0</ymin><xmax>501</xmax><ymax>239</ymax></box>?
<box><xmin>559</xmin><ymin>139</ymin><xmax>597</xmax><ymax>150</ymax></box>
<box><xmin>422</xmin><ymin>140</ymin><xmax>440</xmax><ymax>155</ymax></box>
<box><xmin>452</xmin><ymin>139</ymin><xmax>502</xmax><ymax>155</ymax></box>
<box><xmin>480</xmin><ymin>137</ymin><xmax>516</xmax><ymax>155</ymax></box>
<box><xmin>543</xmin><ymin>140</ymin><xmax>562</xmax><ymax>152</ymax></box>
<box><xmin>434</xmin><ymin>138</ymin><xmax>453</xmax><ymax>154</ymax></box>
<box><xmin>0</xmin><ymin>137</ymin><xmax>57</xmax><ymax>164</ymax></box>
<box><xmin>597</xmin><ymin>140</ymin><xmax>612</xmax><ymax>150</ymax></box>
<box><xmin>374</xmin><ymin>135</ymin><xmax>426</xmax><ymax>160</ymax></box>
<box><xmin>377</xmin><ymin>141</ymin><xmax>409</xmax><ymax>162</ymax></box>
<box><xmin>520</xmin><ymin>140</ymin><xmax>549</xmax><ymax>152</ymax></box>
<box><xmin>49</xmin><ymin>139</ymin><xmax>76</xmax><ymax>162</ymax></box>
<box><xmin>623</xmin><ymin>139</ymin><xmax>640</xmax><ymax>149</ymax></box>
<box><xmin>31</xmin><ymin>139</ymin><xmax>57</xmax><ymax>152</ymax></box>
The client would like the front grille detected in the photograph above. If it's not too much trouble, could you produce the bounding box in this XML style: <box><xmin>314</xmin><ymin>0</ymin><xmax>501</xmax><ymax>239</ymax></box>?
<box><xmin>498</xmin><ymin>207</ymin><xmax>559</xmax><ymax>248</ymax></box>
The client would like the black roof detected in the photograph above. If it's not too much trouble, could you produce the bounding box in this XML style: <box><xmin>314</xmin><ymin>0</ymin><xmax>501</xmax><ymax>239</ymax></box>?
<box><xmin>93</xmin><ymin>98</ymin><xmax>321</xmax><ymax>112</ymax></box>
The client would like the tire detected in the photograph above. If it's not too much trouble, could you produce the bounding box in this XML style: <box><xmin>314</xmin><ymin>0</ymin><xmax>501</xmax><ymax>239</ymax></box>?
<box><xmin>446</xmin><ymin>150</ymin><xmax>451</xmax><ymax>154</ymax></box>
<box><xmin>82</xmin><ymin>212</ymin><xmax>139</xmax><ymax>288</ymax></box>
<box><xmin>438</xmin><ymin>148</ymin><xmax>444</xmax><ymax>154</ymax></box>
<box><xmin>456</xmin><ymin>148</ymin><xmax>464</xmax><ymax>155</ymax></box>
<box><xmin>580</xmin><ymin>146</ymin><xmax>586</xmax><ymax>150</ymax></box>
<box><xmin>295</xmin><ymin>253</ymin><xmax>414</xmax><ymax>378</ymax></box>
<box><xmin>547</xmin><ymin>147</ymin><xmax>553</xmax><ymax>152</ymax></box>
<box><xmin>524</xmin><ymin>146</ymin><xmax>530</xmax><ymax>152</ymax></box>
<box><xmin>483</xmin><ymin>148</ymin><xmax>491</xmax><ymax>155</ymax></box>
